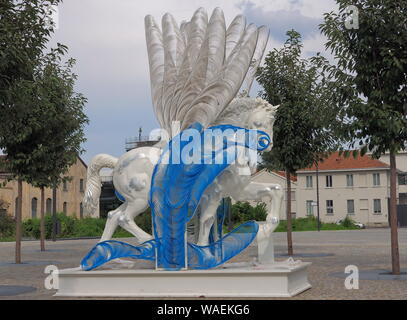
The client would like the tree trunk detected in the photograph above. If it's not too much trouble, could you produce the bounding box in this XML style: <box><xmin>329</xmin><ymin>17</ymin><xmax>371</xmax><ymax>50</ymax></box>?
<box><xmin>15</xmin><ymin>179</ymin><xmax>23</xmax><ymax>264</ymax></box>
<box><xmin>389</xmin><ymin>152</ymin><xmax>400</xmax><ymax>275</ymax></box>
<box><xmin>40</xmin><ymin>186</ymin><xmax>45</xmax><ymax>251</ymax></box>
<box><xmin>316</xmin><ymin>163</ymin><xmax>321</xmax><ymax>231</ymax></box>
<box><xmin>227</xmin><ymin>197</ymin><xmax>233</xmax><ymax>232</ymax></box>
<box><xmin>286</xmin><ymin>170</ymin><xmax>293</xmax><ymax>256</ymax></box>
<box><xmin>52</xmin><ymin>186</ymin><xmax>57</xmax><ymax>242</ymax></box>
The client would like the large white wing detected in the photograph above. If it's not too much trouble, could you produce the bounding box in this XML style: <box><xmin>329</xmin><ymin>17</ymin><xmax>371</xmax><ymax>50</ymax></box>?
<box><xmin>240</xmin><ymin>26</ymin><xmax>269</xmax><ymax>97</ymax></box>
<box><xmin>145</xmin><ymin>7</ymin><xmax>268</xmax><ymax>135</ymax></box>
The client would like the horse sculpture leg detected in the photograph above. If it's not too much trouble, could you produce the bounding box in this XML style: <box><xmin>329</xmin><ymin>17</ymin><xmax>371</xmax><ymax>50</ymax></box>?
<box><xmin>233</xmin><ymin>182</ymin><xmax>283</xmax><ymax>225</ymax></box>
<box><xmin>196</xmin><ymin>189</ymin><xmax>222</xmax><ymax>246</ymax></box>
<box><xmin>118</xmin><ymin>198</ymin><xmax>153</xmax><ymax>244</ymax></box>
<box><xmin>100</xmin><ymin>203</ymin><xmax>127</xmax><ymax>242</ymax></box>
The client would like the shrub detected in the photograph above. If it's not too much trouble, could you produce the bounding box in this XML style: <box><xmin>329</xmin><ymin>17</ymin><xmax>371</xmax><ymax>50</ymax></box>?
<box><xmin>134</xmin><ymin>209</ymin><xmax>152</xmax><ymax>234</ymax></box>
<box><xmin>231</xmin><ymin>201</ymin><xmax>268</xmax><ymax>223</ymax></box>
<box><xmin>0</xmin><ymin>214</ymin><xmax>15</xmax><ymax>238</ymax></box>
<box><xmin>23</xmin><ymin>218</ymin><xmax>41</xmax><ymax>239</ymax></box>
<box><xmin>341</xmin><ymin>216</ymin><xmax>356</xmax><ymax>228</ymax></box>
<box><xmin>19</xmin><ymin>210</ymin><xmax>152</xmax><ymax>240</ymax></box>
<box><xmin>275</xmin><ymin>216</ymin><xmax>359</xmax><ymax>232</ymax></box>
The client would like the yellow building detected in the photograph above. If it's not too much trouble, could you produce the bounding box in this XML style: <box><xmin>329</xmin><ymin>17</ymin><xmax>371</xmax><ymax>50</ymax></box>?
<box><xmin>0</xmin><ymin>156</ymin><xmax>88</xmax><ymax>220</ymax></box>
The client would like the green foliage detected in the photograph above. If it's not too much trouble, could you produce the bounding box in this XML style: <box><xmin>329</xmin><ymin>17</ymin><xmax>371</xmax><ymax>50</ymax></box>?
<box><xmin>135</xmin><ymin>209</ymin><xmax>152</xmax><ymax>234</ymax></box>
<box><xmin>0</xmin><ymin>0</ymin><xmax>88</xmax><ymax>189</ymax></box>
<box><xmin>320</xmin><ymin>0</ymin><xmax>407</xmax><ymax>156</ymax></box>
<box><xmin>274</xmin><ymin>216</ymin><xmax>358</xmax><ymax>232</ymax></box>
<box><xmin>257</xmin><ymin>30</ymin><xmax>340</xmax><ymax>174</ymax></box>
<box><xmin>0</xmin><ymin>208</ymin><xmax>153</xmax><ymax>241</ymax></box>
<box><xmin>19</xmin><ymin>211</ymin><xmax>152</xmax><ymax>240</ymax></box>
<box><xmin>340</xmin><ymin>215</ymin><xmax>355</xmax><ymax>228</ymax></box>
<box><xmin>0</xmin><ymin>214</ymin><xmax>15</xmax><ymax>238</ymax></box>
<box><xmin>231</xmin><ymin>202</ymin><xmax>268</xmax><ymax>224</ymax></box>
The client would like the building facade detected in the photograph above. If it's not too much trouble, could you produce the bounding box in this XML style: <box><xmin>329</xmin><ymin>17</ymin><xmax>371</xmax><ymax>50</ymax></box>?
<box><xmin>0</xmin><ymin>156</ymin><xmax>88</xmax><ymax>220</ymax></box>
<box><xmin>296</xmin><ymin>153</ymin><xmax>391</xmax><ymax>227</ymax></box>
<box><xmin>249</xmin><ymin>170</ymin><xmax>297</xmax><ymax>221</ymax></box>
<box><xmin>252</xmin><ymin>152</ymin><xmax>407</xmax><ymax>228</ymax></box>
<box><xmin>372</xmin><ymin>151</ymin><xmax>407</xmax><ymax>205</ymax></box>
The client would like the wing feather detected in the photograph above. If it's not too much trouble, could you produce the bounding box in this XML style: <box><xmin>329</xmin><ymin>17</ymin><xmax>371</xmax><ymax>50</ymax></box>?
<box><xmin>145</xmin><ymin>8</ymin><xmax>268</xmax><ymax>134</ymax></box>
<box><xmin>204</xmin><ymin>8</ymin><xmax>226</xmax><ymax>85</ymax></box>
<box><xmin>175</xmin><ymin>8</ymin><xmax>226</xmax><ymax>123</ymax></box>
<box><xmin>161</xmin><ymin>13</ymin><xmax>184</xmax><ymax>133</ymax></box>
<box><xmin>240</xmin><ymin>25</ymin><xmax>269</xmax><ymax>96</ymax></box>
<box><xmin>225</xmin><ymin>15</ymin><xmax>246</xmax><ymax>59</ymax></box>
<box><xmin>145</xmin><ymin>15</ymin><xmax>165</xmax><ymax>129</ymax></box>
<box><xmin>168</xmin><ymin>8</ymin><xmax>208</xmax><ymax>130</ymax></box>
<box><xmin>181</xmin><ymin>23</ymin><xmax>259</xmax><ymax>130</ymax></box>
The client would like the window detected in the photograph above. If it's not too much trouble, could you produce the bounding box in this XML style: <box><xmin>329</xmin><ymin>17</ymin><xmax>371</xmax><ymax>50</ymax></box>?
<box><xmin>306</xmin><ymin>200</ymin><xmax>314</xmax><ymax>216</ymax></box>
<box><xmin>373</xmin><ymin>173</ymin><xmax>380</xmax><ymax>186</ymax></box>
<box><xmin>398</xmin><ymin>174</ymin><xmax>407</xmax><ymax>186</ymax></box>
<box><xmin>326</xmin><ymin>175</ymin><xmax>333</xmax><ymax>188</ymax></box>
<box><xmin>63</xmin><ymin>202</ymin><xmax>67</xmax><ymax>215</ymax></box>
<box><xmin>306</xmin><ymin>176</ymin><xmax>313</xmax><ymax>188</ymax></box>
<box><xmin>80</xmin><ymin>202</ymin><xmax>84</xmax><ymax>219</ymax></box>
<box><xmin>346</xmin><ymin>174</ymin><xmax>354</xmax><ymax>187</ymax></box>
<box><xmin>31</xmin><ymin>197</ymin><xmax>38</xmax><ymax>218</ymax></box>
<box><xmin>46</xmin><ymin>198</ymin><xmax>52</xmax><ymax>213</ymax></box>
<box><xmin>80</xmin><ymin>179</ymin><xmax>84</xmax><ymax>192</ymax></box>
<box><xmin>326</xmin><ymin>200</ymin><xmax>334</xmax><ymax>215</ymax></box>
<box><xmin>63</xmin><ymin>180</ymin><xmax>68</xmax><ymax>191</ymax></box>
<box><xmin>347</xmin><ymin>200</ymin><xmax>355</xmax><ymax>215</ymax></box>
<box><xmin>373</xmin><ymin>199</ymin><xmax>381</xmax><ymax>214</ymax></box>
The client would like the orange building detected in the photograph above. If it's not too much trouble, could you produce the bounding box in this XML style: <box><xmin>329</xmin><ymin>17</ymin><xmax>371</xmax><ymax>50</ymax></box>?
<box><xmin>0</xmin><ymin>156</ymin><xmax>88</xmax><ymax>220</ymax></box>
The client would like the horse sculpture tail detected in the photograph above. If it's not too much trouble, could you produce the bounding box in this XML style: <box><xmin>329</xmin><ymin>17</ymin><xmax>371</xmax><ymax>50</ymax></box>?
<box><xmin>83</xmin><ymin>154</ymin><xmax>118</xmax><ymax>216</ymax></box>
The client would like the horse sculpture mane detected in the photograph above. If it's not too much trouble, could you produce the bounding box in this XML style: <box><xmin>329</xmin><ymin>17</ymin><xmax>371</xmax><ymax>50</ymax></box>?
<box><xmin>213</xmin><ymin>97</ymin><xmax>278</xmax><ymax>127</ymax></box>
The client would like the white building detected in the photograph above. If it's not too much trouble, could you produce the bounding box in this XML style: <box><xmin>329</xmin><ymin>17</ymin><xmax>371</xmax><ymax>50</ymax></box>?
<box><xmin>252</xmin><ymin>151</ymin><xmax>407</xmax><ymax>228</ymax></box>
<box><xmin>249</xmin><ymin>170</ymin><xmax>297</xmax><ymax>221</ymax></box>
<box><xmin>372</xmin><ymin>151</ymin><xmax>407</xmax><ymax>205</ymax></box>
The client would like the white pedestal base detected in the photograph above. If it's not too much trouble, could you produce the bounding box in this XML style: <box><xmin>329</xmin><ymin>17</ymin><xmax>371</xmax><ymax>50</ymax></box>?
<box><xmin>55</xmin><ymin>261</ymin><xmax>311</xmax><ymax>298</ymax></box>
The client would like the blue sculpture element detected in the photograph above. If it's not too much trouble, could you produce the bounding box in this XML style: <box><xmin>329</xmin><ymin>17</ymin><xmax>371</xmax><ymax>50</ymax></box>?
<box><xmin>80</xmin><ymin>123</ymin><xmax>270</xmax><ymax>271</ymax></box>
<box><xmin>81</xmin><ymin>240</ymin><xmax>156</xmax><ymax>270</ymax></box>
<box><xmin>115</xmin><ymin>190</ymin><xmax>125</xmax><ymax>202</ymax></box>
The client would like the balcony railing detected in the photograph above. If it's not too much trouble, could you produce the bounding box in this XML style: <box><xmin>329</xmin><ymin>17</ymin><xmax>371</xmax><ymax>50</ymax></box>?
<box><xmin>100</xmin><ymin>176</ymin><xmax>113</xmax><ymax>183</ymax></box>
<box><xmin>125</xmin><ymin>136</ymin><xmax>160</xmax><ymax>151</ymax></box>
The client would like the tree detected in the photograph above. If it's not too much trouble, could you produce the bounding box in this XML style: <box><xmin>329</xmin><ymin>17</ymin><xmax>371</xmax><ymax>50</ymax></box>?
<box><xmin>257</xmin><ymin>30</ymin><xmax>340</xmax><ymax>256</ymax></box>
<box><xmin>26</xmin><ymin>53</ymin><xmax>88</xmax><ymax>249</ymax></box>
<box><xmin>0</xmin><ymin>0</ymin><xmax>88</xmax><ymax>260</ymax></box>
<box><xmin>320</xmin><ymin>0</ymin><xmax>407</xmax><ymax>274</ymax></box>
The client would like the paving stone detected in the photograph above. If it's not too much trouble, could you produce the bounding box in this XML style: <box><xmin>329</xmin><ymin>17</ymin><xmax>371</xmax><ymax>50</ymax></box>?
<box><xmin>0</xmin><ymin>228</ymin><xmax>406</xmax><ymax>299</ymax></box>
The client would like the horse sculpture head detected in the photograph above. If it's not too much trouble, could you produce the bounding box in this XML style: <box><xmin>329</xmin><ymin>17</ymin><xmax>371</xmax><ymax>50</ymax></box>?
<box><xmin>244</xmin><ymin>98</ymin><xmax>279</xmax><ymax>152</ymax></box>
<box><xmin>213</xmin><ymin>97</ymin><xmax>279</xmax><ymax>152</ymax></box>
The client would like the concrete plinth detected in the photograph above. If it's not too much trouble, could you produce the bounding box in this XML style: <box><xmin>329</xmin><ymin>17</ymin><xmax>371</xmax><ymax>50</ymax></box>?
<box><xmin>55</xmin><ymin>261</ymin><xmax>311</xmax><ymax>298</ymax></box>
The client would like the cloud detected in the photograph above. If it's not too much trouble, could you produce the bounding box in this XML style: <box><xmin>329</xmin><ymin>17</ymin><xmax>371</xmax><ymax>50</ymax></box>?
<box><xmin>240</xmin><ymin>1</ymin><xmax>329</xmax><ymax>43</ymax></box>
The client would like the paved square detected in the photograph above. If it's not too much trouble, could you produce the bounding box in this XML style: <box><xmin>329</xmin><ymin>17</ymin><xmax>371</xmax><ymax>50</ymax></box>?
<box><xmin>1</xmin><ymin>229</ymin><xmax>406</xmax><ymax>299</ymax></box>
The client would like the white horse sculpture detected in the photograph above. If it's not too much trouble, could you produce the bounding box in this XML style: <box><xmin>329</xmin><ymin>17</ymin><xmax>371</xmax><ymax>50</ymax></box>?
<box><xmin>83</xmin><ymin>8</ymin><xmax>283</xmax><ymax>249</ymax></box>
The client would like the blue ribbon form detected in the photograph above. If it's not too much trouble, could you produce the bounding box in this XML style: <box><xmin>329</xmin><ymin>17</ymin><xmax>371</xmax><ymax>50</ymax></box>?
<box><xmin>81</xmin><ymin>123</ymin><xmax>270</xmax><ymax>271</ymax></box>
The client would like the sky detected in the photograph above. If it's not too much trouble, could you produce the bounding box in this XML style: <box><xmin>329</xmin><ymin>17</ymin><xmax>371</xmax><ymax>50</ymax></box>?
<box><xmin>48</xmin><ymin>0</ymin><xmax>338</xmax><ymax>164</ymax></box>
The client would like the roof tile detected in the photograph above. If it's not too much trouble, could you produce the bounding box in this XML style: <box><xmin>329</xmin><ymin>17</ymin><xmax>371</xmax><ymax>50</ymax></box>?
<box><xmin>299</xmin><ymin>151</ymin><xmax>389</xmax><ymax>171</ymax></box>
